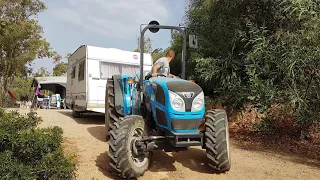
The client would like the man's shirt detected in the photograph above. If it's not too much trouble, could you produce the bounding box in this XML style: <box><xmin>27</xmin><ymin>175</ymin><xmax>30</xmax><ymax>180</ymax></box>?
<box><xmin>150</xmin><ymin>57</ymin><xmax>170</xmax><ymax>76</ymax></box>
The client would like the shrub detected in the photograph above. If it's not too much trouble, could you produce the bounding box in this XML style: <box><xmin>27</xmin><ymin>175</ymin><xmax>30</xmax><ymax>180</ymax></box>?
<box><xmin>186</xmin><ymin>0</ymin><xmax>320</xmax><ymax>139</ymax></box>
<box><xmin>0</xmin><ymin>109</ymin><xmax>76</xmax><ymax>180</ymax></box>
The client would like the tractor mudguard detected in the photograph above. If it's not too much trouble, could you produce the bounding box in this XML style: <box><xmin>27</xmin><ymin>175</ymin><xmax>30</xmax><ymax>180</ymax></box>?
<box><xmin>112</xmin><ymin>75</ymin><xmax>125</xmax><ymax>116</ymax></box>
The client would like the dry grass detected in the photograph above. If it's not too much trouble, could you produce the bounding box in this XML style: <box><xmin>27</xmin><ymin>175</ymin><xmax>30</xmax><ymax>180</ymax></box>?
<box><xmin>228</xmin><ymin>106</ymin><xmax>320</xmax><ymax>167</ymax></box>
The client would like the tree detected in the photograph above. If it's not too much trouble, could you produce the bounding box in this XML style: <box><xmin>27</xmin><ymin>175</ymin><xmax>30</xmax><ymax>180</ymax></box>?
<box><xmin>180</xmin><ymin>0</ymin><xmax>320</xmax><ymax>138</ymax></box>
<box><xmin>8</xmin><ymin>76</ymin><xmax>32</xmax><ymax>102</ymax></box>
<box><xmin>133</xmin><ymin>37</ymin><xmax>153</xmax><ymax>53</ymax></box>
<box><xmin>53</xmin><ymin>62</ymin><xmax>67</xmax><ymax>76</ymax></box>
<box><xmin>65</xmin><ymin>53</ymin><xmax>72</xmax><ymax>59</ymax></box>
<box><xmin>34</xmin><ymin>67</ymin><xmax>50</xmax><ymax>77</ymax></box>
<box><xmin>0</xmin><ymin>0</ymin><xmax>60</xmax><ymax>105</ymax></box>
<box><xmin>151</xmin><ymin>48</ymin><xmax>165</xmax><ymax>63</ymax></box>
<box><xmin>52</xmin><ymin>52</ymin><xmax>70</xmax><ymax>76</ymax></box>
<box><xmin>166</xmin><ymin>29</ymin><xmax>199</xmax><ymax>78</ymax></box>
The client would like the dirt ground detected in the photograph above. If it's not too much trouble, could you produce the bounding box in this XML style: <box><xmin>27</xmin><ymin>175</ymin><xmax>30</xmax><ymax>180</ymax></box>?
<box><xmin>12</xmin><ymin>108</ymin><xmax>320</xmax><ymax>180</ymax></box>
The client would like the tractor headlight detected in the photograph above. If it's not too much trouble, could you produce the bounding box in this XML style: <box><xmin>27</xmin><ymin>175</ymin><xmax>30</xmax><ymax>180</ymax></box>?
<box><xmin>169</xmin><ymin>90</ymin><xmax>185</xmax><ymax>112</ymax></box>
<box><xmin>192</xmin><ymin>92</ymin><xmax>204</xmax><ymax>112</ymax></box>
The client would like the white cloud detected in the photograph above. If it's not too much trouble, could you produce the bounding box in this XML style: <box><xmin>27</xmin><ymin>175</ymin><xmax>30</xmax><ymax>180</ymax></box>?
<box><xmin>48</xmin><ymin>0</ymin><xmax>169</xmax><ymax>39</ymax></box>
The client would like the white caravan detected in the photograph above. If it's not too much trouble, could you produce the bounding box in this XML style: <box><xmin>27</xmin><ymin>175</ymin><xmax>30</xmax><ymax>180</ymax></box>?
<box><xmin>65</xmin><ymin>45</ymin><xmax>153</xmax><ymax>117</ymax></box>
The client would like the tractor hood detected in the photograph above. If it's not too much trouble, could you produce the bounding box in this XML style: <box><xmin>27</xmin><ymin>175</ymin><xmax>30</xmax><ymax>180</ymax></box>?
<box><xmin>149</xmin><ymin>77</ymin><xmax>202</xmax><ymax>93</ymax></box>
<box><xmin>149</xmin><ymin>77</ymin><xmax>204</xmax><ymax>112</ymax></box>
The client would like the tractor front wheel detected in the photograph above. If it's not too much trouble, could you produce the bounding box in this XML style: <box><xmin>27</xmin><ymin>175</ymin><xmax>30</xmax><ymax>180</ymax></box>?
<box><xmin>204</xmin><ymin>109</ymin><xmax>231</xmax><ymax>173</ymax></box>
<box><xmin>108</xmin><ymin>115</ymin><xmax>151</xmax><ymax>179</ymax></box>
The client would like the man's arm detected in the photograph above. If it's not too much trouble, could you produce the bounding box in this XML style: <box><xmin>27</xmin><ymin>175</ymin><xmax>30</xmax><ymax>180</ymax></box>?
<box><xmin>168</xmin><ymin>73</ymin><xmax>176</xmax><ymax>78</ymax></box>
<box><xmin>152</xmin><ymin>64</ymin><xmax>161</xmax><ymax>75</ymax></box>
<box><xmin>151</xmin><ymin>60</ymin><xmax>164</xmax><ymax>76</ymax></box>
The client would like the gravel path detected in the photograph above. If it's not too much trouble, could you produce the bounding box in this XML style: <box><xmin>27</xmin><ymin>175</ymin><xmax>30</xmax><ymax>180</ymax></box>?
<box><xmin>13</xmin><ymin>108</ymin><xmax>320</xmax><ymax>180</ymax></box>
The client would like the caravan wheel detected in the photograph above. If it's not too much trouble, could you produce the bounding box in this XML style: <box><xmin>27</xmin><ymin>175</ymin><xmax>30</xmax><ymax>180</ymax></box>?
<box><xmin>72</xmin><ymin>107</ymin><xmax>81</xmax><ymax>118</ymax></box>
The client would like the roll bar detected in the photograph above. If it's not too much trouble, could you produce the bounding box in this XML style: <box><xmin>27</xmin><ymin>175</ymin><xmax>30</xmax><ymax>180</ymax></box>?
<box><xmin>139</xmin><ymin>23</ymin><xmax>187</xmax><ymax>89</ymax></box>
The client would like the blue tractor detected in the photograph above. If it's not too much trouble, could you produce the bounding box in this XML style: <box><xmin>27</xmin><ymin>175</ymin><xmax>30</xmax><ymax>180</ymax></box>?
<box><xmin>104</xmin><ymin>21</ymin><xmax>231</xmax><ymax>179</ymax></box>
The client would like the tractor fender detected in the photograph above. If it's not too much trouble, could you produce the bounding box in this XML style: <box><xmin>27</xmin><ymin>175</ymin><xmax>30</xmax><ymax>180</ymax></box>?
<box><xmin>112</xmin><ymin>75</ymin><xmax>125</xmax><ymax>116</ymax></box>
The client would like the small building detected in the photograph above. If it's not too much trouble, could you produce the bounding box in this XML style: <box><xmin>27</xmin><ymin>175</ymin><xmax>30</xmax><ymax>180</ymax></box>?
<box><xmin>30</xmin><ymin>76</ymin><xmax>67</xmax><ymax>99</ymax></box>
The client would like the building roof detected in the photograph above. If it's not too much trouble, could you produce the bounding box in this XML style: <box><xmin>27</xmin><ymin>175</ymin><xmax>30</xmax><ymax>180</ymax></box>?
<box><xmin>31</xmin><ymin>76</ymin><xmax>67</xmax><ymax>88</ymax></box>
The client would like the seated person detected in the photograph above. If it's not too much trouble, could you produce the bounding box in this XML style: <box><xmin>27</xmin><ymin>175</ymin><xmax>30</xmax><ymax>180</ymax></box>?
<box><xmin>36</xmin><ymin>88</ymin><xmax>45</xmax><ymax>98</ymax></box>
<box><xmin>146</xmin><ymin>49</ymin><xmax>176</xmax><ymax>79</ymax></box>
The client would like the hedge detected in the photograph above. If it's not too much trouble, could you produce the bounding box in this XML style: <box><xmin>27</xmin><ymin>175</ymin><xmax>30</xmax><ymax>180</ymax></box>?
<box><xmin>0</xmin><ymin>109</ymin><xmax>76</xmax><ymax>179</ymax></box>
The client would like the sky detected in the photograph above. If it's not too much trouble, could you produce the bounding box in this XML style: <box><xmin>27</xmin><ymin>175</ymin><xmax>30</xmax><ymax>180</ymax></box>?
<box><xmin>30</xmin><ymin>0</ymin><xmax>187</xmax><ymax>74</ymax></box>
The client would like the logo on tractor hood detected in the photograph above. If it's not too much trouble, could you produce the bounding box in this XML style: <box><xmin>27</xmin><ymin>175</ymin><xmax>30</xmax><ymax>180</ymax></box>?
<box><xmin>182</xmin><ymin>92</ymin><xmax>194</xmax><ymax>98</ymax></box>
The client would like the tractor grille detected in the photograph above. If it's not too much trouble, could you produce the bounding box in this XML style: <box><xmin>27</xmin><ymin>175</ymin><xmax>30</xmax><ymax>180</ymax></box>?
<box><xmin>166</xmin><ymin>81</ymin><xmax>203</xmax><ymax>112</ymax></box>
<box><xmin>171</xmin><ymin>118</ymin><xmax>202</xmax><ymax>130</ymax></box>
<box><xmin>175</xmin><ymin>92</ymin><xmax>195</xmax><ymax>111</ymax></box>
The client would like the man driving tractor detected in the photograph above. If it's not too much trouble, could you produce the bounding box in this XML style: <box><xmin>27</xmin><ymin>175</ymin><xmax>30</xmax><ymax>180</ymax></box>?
<box><xmin>146</xmin><ymin>49</ymin><xmax>176</xmax><ymax>79</ymax></box>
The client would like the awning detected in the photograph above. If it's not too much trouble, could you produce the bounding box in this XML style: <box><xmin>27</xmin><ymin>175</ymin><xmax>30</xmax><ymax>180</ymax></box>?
<box><xmin>31</xmin><ymin>76</ymin><xmax>67</xmax><ymax>88</ymax></box>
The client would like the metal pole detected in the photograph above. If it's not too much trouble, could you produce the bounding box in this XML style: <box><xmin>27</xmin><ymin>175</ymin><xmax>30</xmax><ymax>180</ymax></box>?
<box><xmin>139</xmin><ymin>24</ymin><xmax>186</xmax><ymax>86</ymax></box>
<box><xmin>181</xmin><ymin>29</ymin><xmax>186</xmax><ymax>80</ymax></box>
<box><xmin>139</xmin><ymin>29</ymin><xmax>146</xmax><ymax>89</ymax></box>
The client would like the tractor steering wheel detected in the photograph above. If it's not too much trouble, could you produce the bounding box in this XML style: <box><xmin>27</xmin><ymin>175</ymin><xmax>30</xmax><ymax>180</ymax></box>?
<box><xmin>157</xmin><ymin>73</ymin><xmax>167</xmax><ymax>77</ymax></box>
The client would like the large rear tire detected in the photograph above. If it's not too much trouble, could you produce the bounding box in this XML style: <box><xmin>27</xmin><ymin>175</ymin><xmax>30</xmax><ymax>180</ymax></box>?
<box><xmin>204</xmin><ymin>109</ymin><xmax>231</xmax><ymax>173</ymax></box>
<box><xmin>105</xmin><ymin>77</ymin><xmax>121</xmax><ymax>141</ymax></box>
<box><xmin>108</xmin><ymin>115</ymin><xmax>151</xmax><ymax>179</ymax></box>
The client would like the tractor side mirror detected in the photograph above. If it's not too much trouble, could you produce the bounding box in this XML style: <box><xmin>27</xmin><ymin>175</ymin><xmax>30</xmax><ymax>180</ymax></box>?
<box><xmin>148</xmin><ymin>20</ymin><xmax>160</xmax><ymax>33</ymax></box>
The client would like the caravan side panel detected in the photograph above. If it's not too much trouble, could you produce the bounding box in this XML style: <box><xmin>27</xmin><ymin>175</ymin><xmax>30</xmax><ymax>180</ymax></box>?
<box><xmin>86</xmin><ymin>59</ymin><xmax>106</xmax><ymax>112</ymax></box>
<box><xmin>66</xmin><ymin>45</ymin><xmax>87</xmax><ymax>111</ymax></box>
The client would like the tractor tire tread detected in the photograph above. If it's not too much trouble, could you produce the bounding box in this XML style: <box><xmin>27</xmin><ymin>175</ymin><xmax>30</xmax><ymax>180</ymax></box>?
<box><xmin>204</xmin><ymin>132</ymin><xmax>217</xmax><ymax>144</ymax></box>
<box><xmin>204</xmin><ymin>109</ymin><xmax>231</xmax><ymax>173</ymax></box>
<box><xmin>108</xmin><ymin>115</ymin><xmax>150</xmax><ymax>179</ymax></box>
<box><xmin>105</xmin><ymin>77</ymin><xmax>123</xmax><ymax>141</ymax></box>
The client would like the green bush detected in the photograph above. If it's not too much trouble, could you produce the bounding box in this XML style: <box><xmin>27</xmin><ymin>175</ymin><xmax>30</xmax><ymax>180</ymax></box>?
<box><xmin>182</xmin><ymin>0</ymin><xmax>320</xmax><ymax>139</ymax></box>
<box><xmin>0</xmin><ymin>109</ymin><xmax>76</xmax><ymax>180</ymax></box>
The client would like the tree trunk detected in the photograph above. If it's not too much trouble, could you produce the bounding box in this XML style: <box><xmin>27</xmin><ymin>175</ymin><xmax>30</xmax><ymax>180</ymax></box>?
<box><xmin>0</xmin><ymin>76</ymin><xmax>5</xmax><ymax>107</ymax></box>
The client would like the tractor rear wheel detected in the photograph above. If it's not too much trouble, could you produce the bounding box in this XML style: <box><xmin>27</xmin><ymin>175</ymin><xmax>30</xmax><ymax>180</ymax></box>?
<box><xmin>108</xmin><ymin>115</ymin><xmax>151</xmax><ymax>179</ymax></box>
<box><xmin>105</xmin><ymin>77</ymin><xmax>121</xmax><ymax>141</ymax></box>
<box><xmin>204</xmin><ymin>109</ymin><xmax>231</xmax><ymax>173</ymax></box>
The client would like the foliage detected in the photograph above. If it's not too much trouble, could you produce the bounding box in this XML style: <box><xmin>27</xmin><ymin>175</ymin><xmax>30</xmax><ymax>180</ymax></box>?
<box><xmin>166</xmin><ymin>29</ymin><xmax>201</xmax><ymax>79</ymax></box>
<box><xmin>34</xmin><ymin>66</ymin><xmax>50</xmax><ymax>77</ymax></box>
<box><xmin>53</xmin><ymin>62</ymin><xmax>67</xmax><ymax>76</ymax></box>
<box><xmin>151</xmin><ymin>48</ymin><xmax>165</xmax><ymax>63</ymax></box>
<box><xmin>3</xmin><ymin>76</ymin><xmax>33</xmax><ymax>107</ymax></box>
<box><xmin>0</xmin><ymin>109</ymin><xmax>76</xmax><ymax>179</ymax></box>
<box><xmin>65</xmin><ymin>53</ymin><xmax>72</xmax><ymax>63</ymax></box>
<box><xmin>133</xmin><ymin>37</ymin><xmax>153</xmax><ymax>53</ymax></box>
<box><xmin>133</xmin><ymin>37</ymin><xmax>170</xmax><ymax>63</ymax></box>
<box><xmin>0</xmin><ymin>0</ymin><xmax>60</xmax><ymax>105</ymax></box>
<box><xmin>180</xmin><ymin>0</ymin><xmax>320</xmax><ymax>138</ymax></box>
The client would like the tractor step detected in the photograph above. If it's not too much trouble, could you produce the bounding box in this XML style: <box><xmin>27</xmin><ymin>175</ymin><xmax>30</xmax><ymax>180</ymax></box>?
<box><xmin>166</xmin><ymin>131</ymin><xmax>203</xmax><ymax>148</ymax></box>
<box><xmin>140</xmin><ymin>136</ymin><xmax>166</xmax><ymax>141</ymax></box>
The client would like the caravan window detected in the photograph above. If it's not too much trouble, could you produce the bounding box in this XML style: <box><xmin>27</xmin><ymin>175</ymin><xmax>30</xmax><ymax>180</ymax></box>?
<box><xmin>71</xmin><ymin>66</ymin><xmax>76</xmax><ymax>79</ymax></box>
<box><xmin>78</xmin><ymin>61</ymin><xmax>85</xmax><ymax>81</ymax></box>
<box><xmin>100</xmin><ymin>62</ymin><xmax>121</xmax><ymax>79</ymax></box>
<box><xmin>121</xmin><ymin>65</ymin><xmax>140</xmax><ymax>77</ymax></box>
<box><xmin>100</xmin><ymin>62</ymin><xmax>140</xmax><ymax>79</ymax></box>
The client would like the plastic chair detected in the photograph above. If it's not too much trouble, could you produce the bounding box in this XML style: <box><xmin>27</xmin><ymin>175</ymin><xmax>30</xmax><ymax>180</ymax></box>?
<box><xmin>48</xmin><ymin>95</ymin><xmax>58</xmax><ymax>109</ymax></box>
